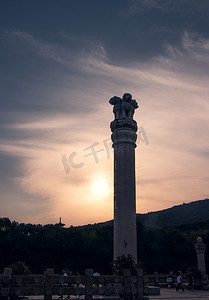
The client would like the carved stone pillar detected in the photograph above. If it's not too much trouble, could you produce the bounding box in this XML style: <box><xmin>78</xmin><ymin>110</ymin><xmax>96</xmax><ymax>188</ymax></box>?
<box><xmin>195</xmin><ymin>237</ymin><xmax>206</xmax><ymax>273</ymax></box>
<box><xmin>110</xmin><ymin>93</ymin><xmax>138</xmax><ymax>261</ymax></box>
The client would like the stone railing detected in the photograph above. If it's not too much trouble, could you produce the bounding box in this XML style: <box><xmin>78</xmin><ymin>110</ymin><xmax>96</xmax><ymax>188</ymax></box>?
<box><xmin>144</xmin><ymin>271</ymin><xmax>208</xmax><ymax>290</ymax></box>
<box><xmin>144</xmin><ymin>271</ymin><xmax>177</xmax><ymax>288</ymax></box>
<box><xmin>0</xmin><ymin>268</ymin><xmax>148</xmax><ymax>300</ymax></box>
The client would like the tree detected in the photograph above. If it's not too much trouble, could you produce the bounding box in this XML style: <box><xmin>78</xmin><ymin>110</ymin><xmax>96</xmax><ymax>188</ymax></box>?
<box><xmin>9</xmin><ymin>261</ymin><xmax>31</xmax><ymax>275</ymax></box>
<box><xmin>112</xmin><ymin>255</ymin><xmax>139</xmax><ymax>275</ymax></box>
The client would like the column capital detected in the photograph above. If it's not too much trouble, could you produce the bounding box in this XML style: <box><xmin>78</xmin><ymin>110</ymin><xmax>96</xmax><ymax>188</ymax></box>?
<box><xmin>111</xmin><ymin>128</ymin><xmax>137</xmax><ymax>147</ymax></box>
<box><xmin>195</xmin><ymin>237</ymin><xmax>206</xmax><ymax>254</ymax></box>
<box><xmin>110</xmin><ymin>118</ymin><xmax>138</xmax><ymax>132</ymax></box>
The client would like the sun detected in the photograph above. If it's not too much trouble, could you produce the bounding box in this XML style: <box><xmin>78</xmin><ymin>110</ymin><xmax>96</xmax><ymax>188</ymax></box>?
<box><xmin>91</xmin><ymin>177</ymin><xmax>110</xmax><ymax>198</ymax></box>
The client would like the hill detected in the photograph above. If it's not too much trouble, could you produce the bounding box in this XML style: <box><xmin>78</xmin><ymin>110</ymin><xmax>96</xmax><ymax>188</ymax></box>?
<box><xmin>136</xmin><ymin>198</ymin><xmax>209</xmax><ymax>227</ymax></box>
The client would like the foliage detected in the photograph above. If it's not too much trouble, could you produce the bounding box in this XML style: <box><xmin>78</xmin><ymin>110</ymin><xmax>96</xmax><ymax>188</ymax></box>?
<box><xmin>112</xmin><ymin>254</ymin><xmax>138</xmax><ymax>275</ymax></box>
<box><xmin>187</xmin><ymin>265</ymin><xmax>202</xmax><ymax>280</ymax></box>
<box><xmin>137</xmin><ymin>224</ymin><xmax>197</xmax><ymax>273</ymax></box>
<box><xmin>9</xmin><ymin>261</ymin><xmax>31</xmax><ymax>275</ymax></box>
<box><xmin>0</xmin><ymin>220</ymin><xmax>113</xmax><ymax>274</ymax></box>
<box><xmin>1</xmin><ymin>205</ymin><xmax>209</xmax><ymax>275</ymax></box>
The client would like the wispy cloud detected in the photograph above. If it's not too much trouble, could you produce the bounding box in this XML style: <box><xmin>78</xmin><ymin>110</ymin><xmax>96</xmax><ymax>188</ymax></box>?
<box><xmin>128</xmin><ymin>0</ymin><xmax>209</xmax><ymax>14</ymax></box>
<box><xmin>11</xmin><ymin>30</ymin><xmax>72</xmax><ymax>64</ymax></box>
<box><xmin>1</xmin><ymin>28</ymin><xmax>209</xmax><ymax>225</ymax></box>
<box><xmin>8</xmin><ymin>30</ymin><xmax>108</xmax><ymax>66</ymax></box>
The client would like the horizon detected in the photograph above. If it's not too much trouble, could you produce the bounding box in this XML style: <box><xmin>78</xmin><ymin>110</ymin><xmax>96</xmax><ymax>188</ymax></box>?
<box><xmin>2</xmin><ymin>197</ymin><xmax>209</xmax><ymax>227</ymax></box>
<box><xmin>1</xmin><ymin>1</ymin><xmax>209</xmax><ymax>227</ymax></box>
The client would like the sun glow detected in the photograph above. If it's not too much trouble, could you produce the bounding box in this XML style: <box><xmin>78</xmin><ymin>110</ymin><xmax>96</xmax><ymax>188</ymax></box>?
<box><xmin>91</xmin><ymin>177</ymin><xmax>110</xmax><ymax>198</ymax></box>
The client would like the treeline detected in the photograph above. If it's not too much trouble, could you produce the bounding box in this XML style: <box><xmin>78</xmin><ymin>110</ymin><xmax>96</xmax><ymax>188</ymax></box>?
<box><xmin>0</xmin><ymin>218</ymin><xmax>113</xmax><ymax>274</ymax></box>
<box><xmin>0</xmin><ymin>217</ymin><xmax>209</xmax><ymax>275</ymax></box>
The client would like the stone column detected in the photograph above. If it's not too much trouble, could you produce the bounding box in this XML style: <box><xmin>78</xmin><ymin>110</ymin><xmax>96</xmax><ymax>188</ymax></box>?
<box><xmin>109</xmin><ymin>93</ymin><xmax>138</xmax><ymax>261</ymax></box>
<box><xmin>195</xmin><ymin>237</ymin><xmax>206</xmax><ymax>273</ymax></box>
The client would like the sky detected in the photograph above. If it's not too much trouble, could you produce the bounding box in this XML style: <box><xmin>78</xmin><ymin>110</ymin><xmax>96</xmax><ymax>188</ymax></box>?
<box><xmin>0</xmin><ymin>0</ymin><xmax>209</xmax><ymax>227</ymax></box>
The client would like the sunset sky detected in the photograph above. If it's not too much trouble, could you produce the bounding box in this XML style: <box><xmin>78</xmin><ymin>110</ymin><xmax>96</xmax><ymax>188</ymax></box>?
<box><xmin>1</xmin><ymin>0</ymin><xmax>209</xmax><ymax>226</ymax></box>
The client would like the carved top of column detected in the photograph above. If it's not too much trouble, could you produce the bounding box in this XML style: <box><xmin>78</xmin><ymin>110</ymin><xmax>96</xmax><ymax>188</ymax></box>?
<box><xmin>110</xmin><ymin>118</ymin><xmax>138</xmax><ymax>132</ymax></box>
<box><xmin>195</xmin><ymin>237</ymin><xmax>206</xmax><ymax>253</ymax></box>
<box><xmin>109</xmin><ymin>93</ymin><xmax>138</xmax><ymax>132</ymax></box>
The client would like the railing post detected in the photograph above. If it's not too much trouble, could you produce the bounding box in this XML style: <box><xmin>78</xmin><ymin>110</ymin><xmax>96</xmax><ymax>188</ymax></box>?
<box><xmin>85</xmin><ymin>269</ymin><xmax>93</xmax><ymax>300</ymax></box>
<box><xmin>0</xmin><ymin>268</ymin><xmax>12</xmax><ymax>300</ymax></box>
<box><xmin>137</xmin><ymin>269</ymin><xmax>151</xmax><ymax>300</ymax></box>
<box><xmin>136</xmin><ymin>269</ymin><xmax>145</xmax><ymax>300</ymax></box>
<box><xmin>154</xmin><ymin>271</ymin><xmax>159</xmax><ymax>286</ymax></box>
<box><xmin>44</xmin><ymin>269</ymin><xmax>54</xmax><ymax>300</ymax></box>
<box><xmin>123</xmin><ymin>269</ymin><xmax>131</xmax><ymax>300</ymax></box>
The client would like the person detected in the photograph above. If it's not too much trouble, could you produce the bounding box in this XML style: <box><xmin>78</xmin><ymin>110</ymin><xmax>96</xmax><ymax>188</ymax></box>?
<box><xmin>176</xmin><ymin>271</ymin><xmax>184</xmax><ymax>292</ymax></box>
<box><xmin>187</xmin><ymin>270</ymin><xmax>194</xmax><ymax>291</ymax></box>
<box><xmin>60</xmin><ymin>269</ymin><xmax>70</xmax><ymax>299</ymax></box>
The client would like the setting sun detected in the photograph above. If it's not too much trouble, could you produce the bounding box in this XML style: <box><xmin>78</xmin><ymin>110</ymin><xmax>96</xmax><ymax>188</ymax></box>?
<box><xmin>91</xmin><ymin>177</ymin><xmax>110</xmax><ymax>198</ymax></box>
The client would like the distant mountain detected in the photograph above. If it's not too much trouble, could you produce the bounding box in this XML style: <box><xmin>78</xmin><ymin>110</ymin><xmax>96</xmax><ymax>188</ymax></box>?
<box><xmin>136</xmin><ymin>198</ymin><xmax>209</xmax><ymax>227</ymax></box>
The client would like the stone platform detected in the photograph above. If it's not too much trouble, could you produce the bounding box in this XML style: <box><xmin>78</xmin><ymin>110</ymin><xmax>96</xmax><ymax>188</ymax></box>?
<box><xmin>149</xmin><ymin>288</ymin><xmax>209</xmax><ymax>299</ymax></box>
<box><xmin>144</xmin><ymin>286</ymin><xmax>160</xmax><ymax>296</ymax></box>
<box><xmin>26</xmin><ymin>288</ymin><xmax>209</xmax><ymax>300</ymax></box>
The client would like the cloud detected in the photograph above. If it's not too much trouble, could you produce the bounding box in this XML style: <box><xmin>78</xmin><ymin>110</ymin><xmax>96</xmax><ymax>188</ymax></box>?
<box><xmin>1</xmin><ymin>31</ymin><xmax>109</xmax><ymax>119</ymax></box>
<box><xmin>7</xmin><ymin>30</ymin><xmax>108</xmax><ymax>67</ymax></box>
<box><xmin>128</xmin><ymin>0</ymin><xmax>209</xmax><ymax>14</ymax></box>
<box><xmin>182</xmin><ymin>31</ymin><xmax>209</xmax><ymax>64</ymax></box>
<box><xmin>11</xmin><ymin>31</ymin><xmax>69</xmax><ymax>64</ymax></box>
<box><xmin>1</xmin><ymin>28</ymin><xmax>209</xmax><ymax>225</ymax></box>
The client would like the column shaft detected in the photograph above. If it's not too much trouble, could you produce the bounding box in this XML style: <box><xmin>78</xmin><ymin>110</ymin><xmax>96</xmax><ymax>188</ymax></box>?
<box><xmin>112</xmin><ymin>129</ymin><xmax>137</xmax><ymax>260</ymax></box>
